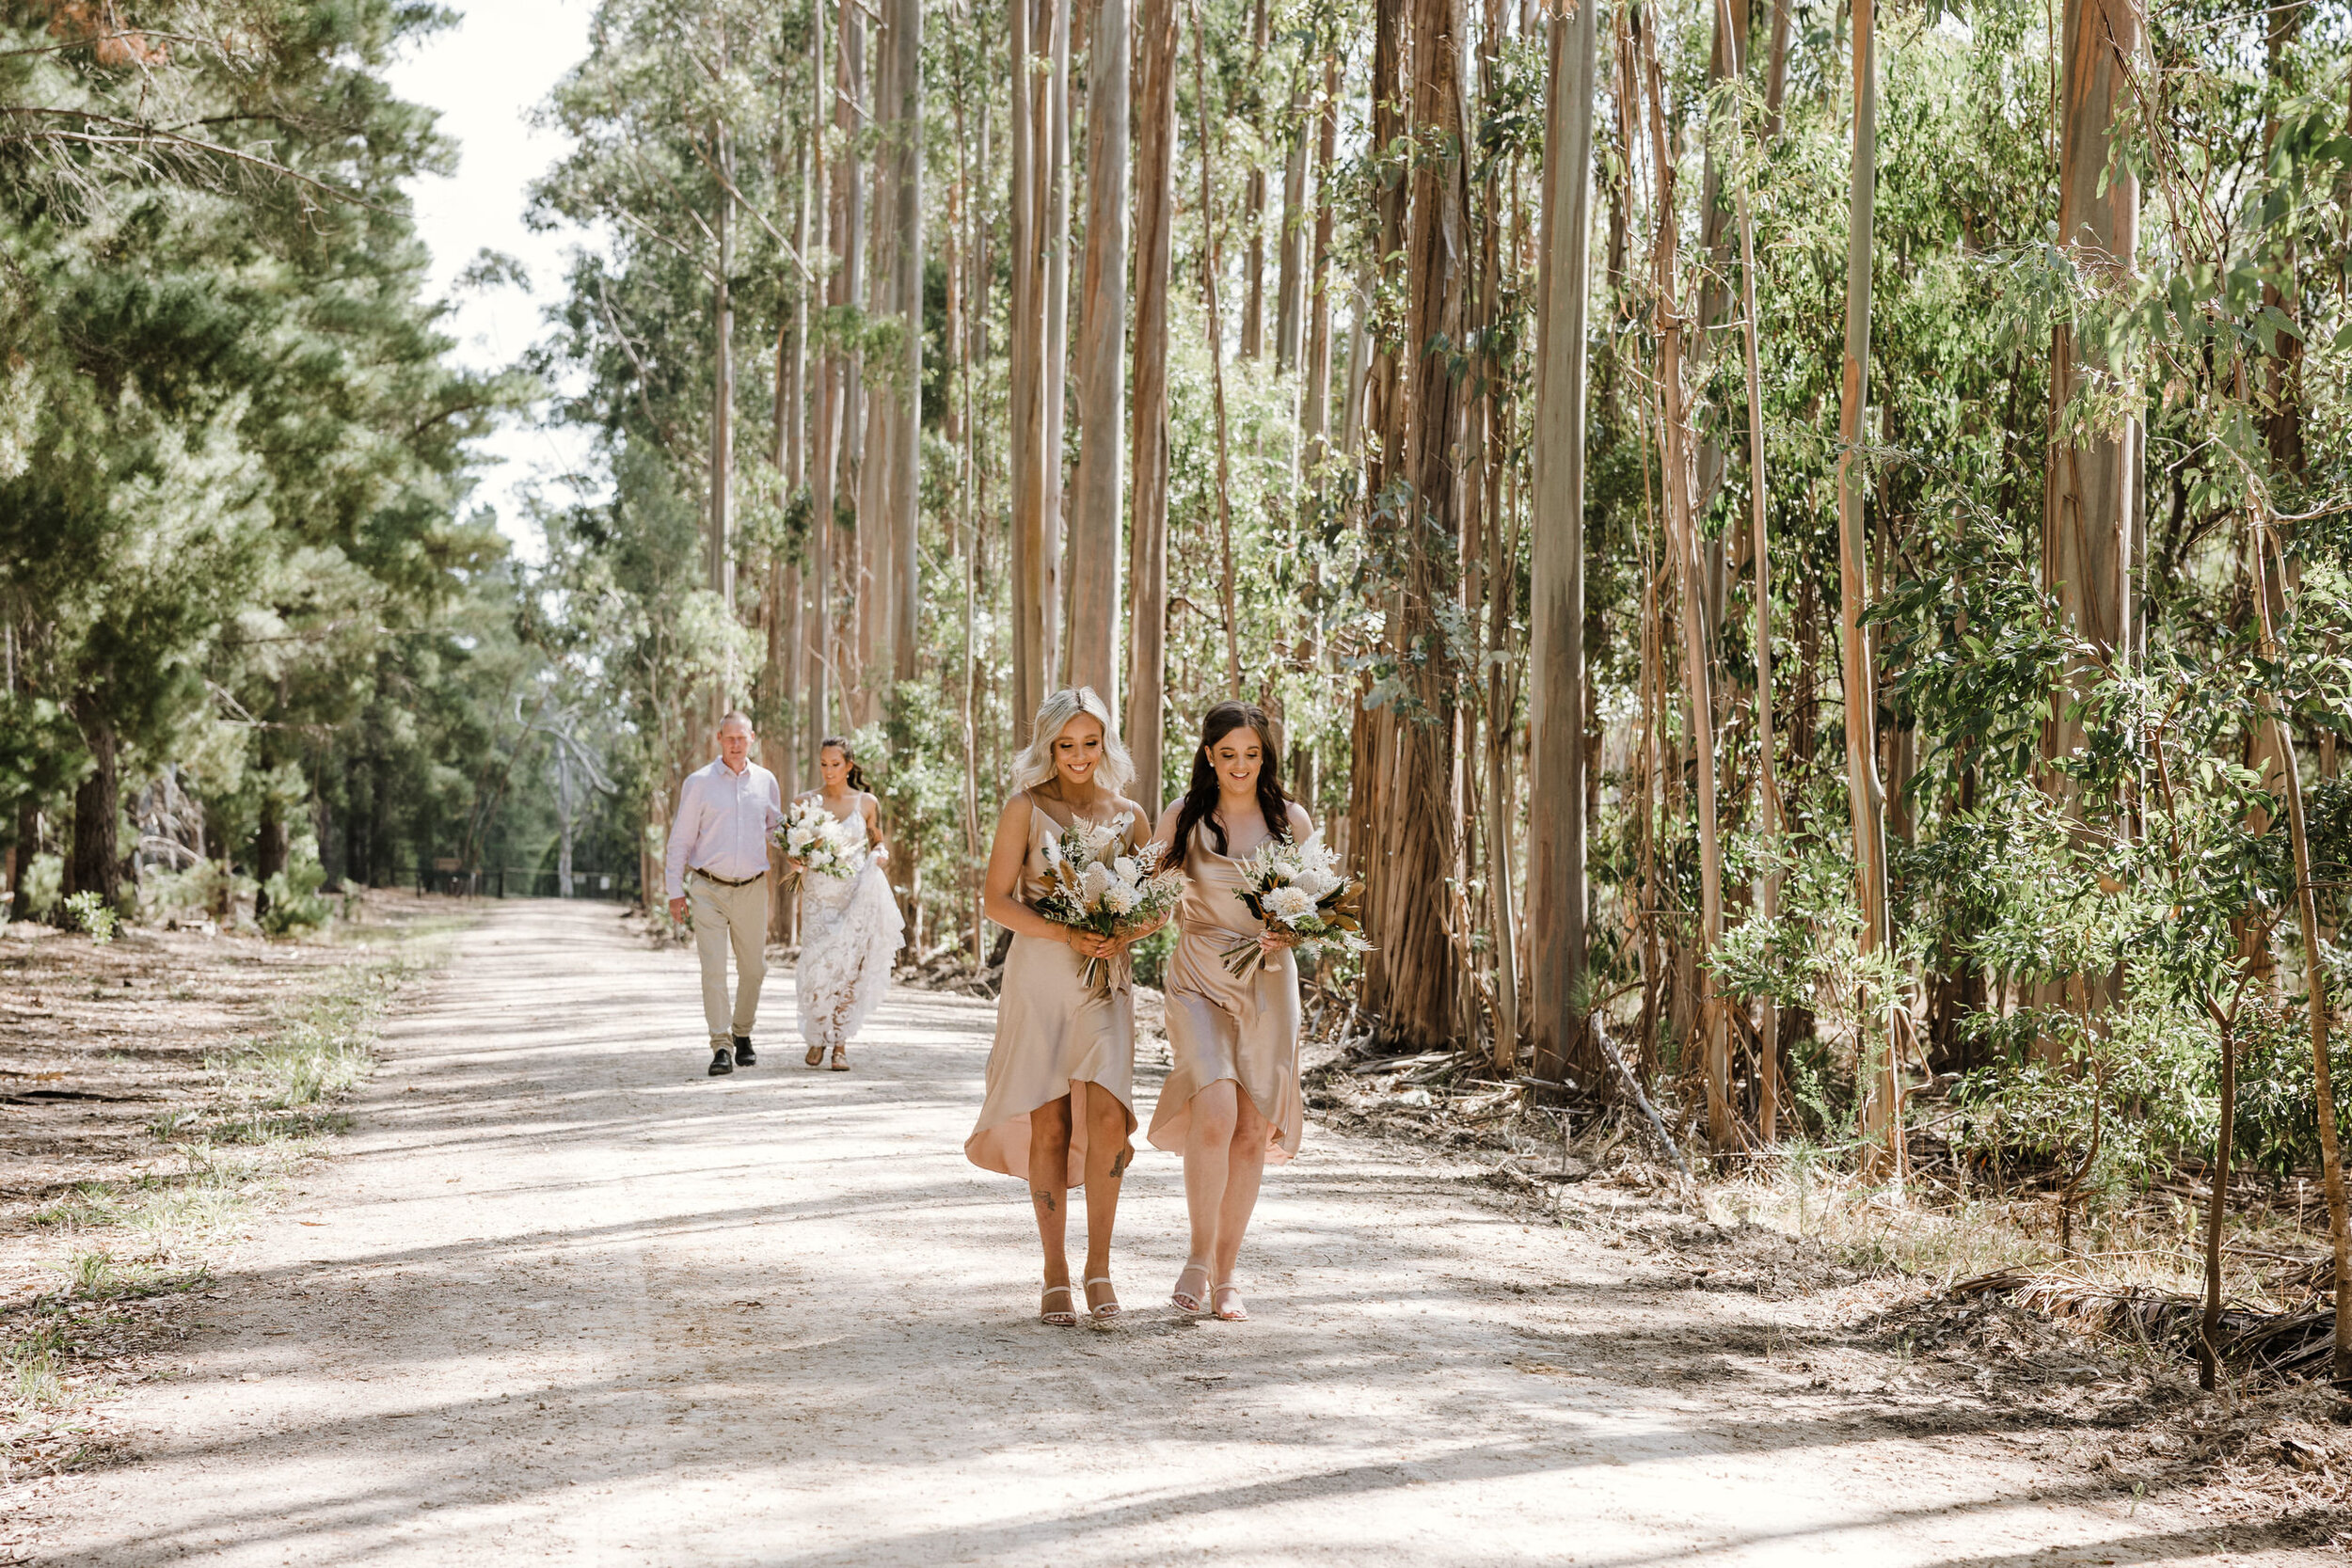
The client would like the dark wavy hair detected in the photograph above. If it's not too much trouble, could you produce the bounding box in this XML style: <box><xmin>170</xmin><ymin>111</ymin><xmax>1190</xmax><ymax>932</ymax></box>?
<box><xmin>818</xmin><ymin>736</ymin><xmax>870</xmax><ymax>794</ymax></box>
<box><xmin>1171</xmin><ymin>702</ymin><xmax>1290</xmax><ymax>862</ymax></box>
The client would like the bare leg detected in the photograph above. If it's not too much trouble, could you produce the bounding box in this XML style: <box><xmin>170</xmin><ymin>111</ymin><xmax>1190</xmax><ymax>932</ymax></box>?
<box><xmin>1028</xmin><ymin>1095</ymin><xmax>1075</xmax><ymax>1319</ymax></box>
<box><xmin>1081</xmin><ymin>1082</ymin><xmax>1132</xmax><ymax>1314</ymax></box>
<box><xmin>1213</xmin><ymin>1089</ymin><xmax>1273</xmax><ymax>1286</ymax></box>
<box><xmin>1180</xmin><ymin>1080</ymin><xmax>1241</xmax><ymax>1282</ymax></box>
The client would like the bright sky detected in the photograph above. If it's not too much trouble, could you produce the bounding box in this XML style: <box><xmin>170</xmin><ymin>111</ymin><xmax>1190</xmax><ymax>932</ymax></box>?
<box><xmin>385</xmin><ymin>1</ymin><xmax>601</xmax><ymax>564</ymax></box>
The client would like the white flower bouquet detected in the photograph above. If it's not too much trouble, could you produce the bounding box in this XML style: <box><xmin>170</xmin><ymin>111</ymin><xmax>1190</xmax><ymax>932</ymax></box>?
<box><xmin>775</xmin><ymin>799</ymin><xmax>862</xmax><ymax>880</ymax></box>
<box><xmin>1223</xmin><ymin>831</ymin><xmax>1372</xmax><ymax>977</ymax></box>
<box><xmin>1031</xmin><ymin>821</ymin><xmax>1186</xmax><ymax>989</ymax></box>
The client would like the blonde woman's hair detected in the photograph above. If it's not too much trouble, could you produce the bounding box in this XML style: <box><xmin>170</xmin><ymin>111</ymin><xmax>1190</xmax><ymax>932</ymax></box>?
<box><xmin>1009</xmin><ymin>687</ymin><xmax>1136</xmax><ymax>796</ymax></box>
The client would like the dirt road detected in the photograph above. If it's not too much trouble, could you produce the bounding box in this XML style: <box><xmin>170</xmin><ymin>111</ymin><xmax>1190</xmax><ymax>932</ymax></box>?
<box><xmin>18</xmin><ymin>901</ymin><xmax>2310</xmax><ymax>1564</ymax></box>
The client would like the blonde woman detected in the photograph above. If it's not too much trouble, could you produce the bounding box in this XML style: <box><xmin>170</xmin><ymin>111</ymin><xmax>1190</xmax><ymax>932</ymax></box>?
<box><xmin>966</xmin><ymin>688</ymin><xmax>1159</xmax><ymax>1324</ymax></box>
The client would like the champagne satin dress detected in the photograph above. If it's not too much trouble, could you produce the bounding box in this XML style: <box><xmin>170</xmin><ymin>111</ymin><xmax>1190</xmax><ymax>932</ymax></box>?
<box><xmin>1146</xmin><ymin>832</ymin><xmax>1305</xmax><ymax>1164</ymax></box>
<box><xmin>964</xmin><ymin>798</ymin><xmax>1142</xmax><ymax>1187</ymax></box>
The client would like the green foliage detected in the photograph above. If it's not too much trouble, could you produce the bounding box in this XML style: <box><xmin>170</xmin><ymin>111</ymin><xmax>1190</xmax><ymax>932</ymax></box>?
<box><xmin>258</xmin><ymin>845</ymin><xmax>332</xmax><ymax>937</ymax></box>
<box><xmin>59</xmin><ymin>891</ymin><xmax>117</xmax><ymax>943</ymax></box>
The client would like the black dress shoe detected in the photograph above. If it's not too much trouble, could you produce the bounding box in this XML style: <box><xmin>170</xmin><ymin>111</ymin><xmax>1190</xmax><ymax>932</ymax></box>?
<box><xmin>707</xmin><ymin>1048</ymin><xmax>735</xmax><ymax>1077</ymax></box>
<box><xmin>733</xmin><ymin>1037</ymin><xmax>756</xmax><ymax>1067</ymax></box>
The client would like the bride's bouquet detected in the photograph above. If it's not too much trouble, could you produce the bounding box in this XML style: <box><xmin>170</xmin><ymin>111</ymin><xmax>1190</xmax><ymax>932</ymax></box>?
<box><xmin>1032</xmin><ymin>820</ymin><xmax>1186</xmax><ymax>989</ymax></box>
<box><xmin>1222</xmin><ymin>832</ymin><xmax>1372</xmax><ymax>977</ymax></box>
<box><xmin>775</xmin><ymin>799</ymin><xmax>862</xmax><ymax>881</ymax></box>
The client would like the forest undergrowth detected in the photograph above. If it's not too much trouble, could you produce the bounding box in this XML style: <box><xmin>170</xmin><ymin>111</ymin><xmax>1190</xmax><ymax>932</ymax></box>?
<box><xmin>1286</xmin><ymin>1008</ymin><xmax>2352</xmax><ymax>1533</ymax></box>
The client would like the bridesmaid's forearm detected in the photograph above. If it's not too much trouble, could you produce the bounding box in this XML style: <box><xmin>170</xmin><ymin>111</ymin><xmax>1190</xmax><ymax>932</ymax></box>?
<box><xmin>982</xmin><ymin>891</ymin><xmax>1076</xmax><ymax>944</ymax></box>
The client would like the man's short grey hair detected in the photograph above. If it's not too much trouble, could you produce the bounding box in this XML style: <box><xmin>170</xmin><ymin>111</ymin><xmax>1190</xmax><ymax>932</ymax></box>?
<box><xmin>718</xmin><ymin>711</ymin><xmax>755</xmax><ymax>734</ymax></box>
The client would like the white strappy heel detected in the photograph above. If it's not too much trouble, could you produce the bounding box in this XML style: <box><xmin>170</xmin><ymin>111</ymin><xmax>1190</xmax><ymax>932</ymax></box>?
<box><xmin>1085</xmin><ymin>1276</ymin><xmax>1121</xmax><ymax>1319</ymax></box>
<box><xmin>1211</xmin><ymin>1282</ymin><xmax>1249</xmax><ymax>1323</ymax></box>
<box><xmin>1039</xmin><ymin>1284</ymin><xmax>1079</xmax><ymax>1327</ymax></box>
<box><xmin>1170</xmin><ymin>1260</ymin><xmax>1211</xmax><ymax>1315</ymax></box>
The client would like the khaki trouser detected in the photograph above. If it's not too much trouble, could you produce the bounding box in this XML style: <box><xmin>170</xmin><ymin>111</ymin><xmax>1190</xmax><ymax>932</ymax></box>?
<box><xmin>690</xmin><ymin>872</ymin><xmax>768</xmax><ymax>1047</ymax></box>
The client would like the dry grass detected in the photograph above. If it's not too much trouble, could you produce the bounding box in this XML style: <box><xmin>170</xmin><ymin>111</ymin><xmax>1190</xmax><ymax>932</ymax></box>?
<box><xmin>0</xmin><ymin>898</ymin><xmax>462</xmax><ymax>1475</ymax></box>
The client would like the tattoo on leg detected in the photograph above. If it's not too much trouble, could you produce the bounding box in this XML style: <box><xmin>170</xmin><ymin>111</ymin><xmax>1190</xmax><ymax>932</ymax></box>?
<box><xmin>1109</xmin><ymin>1148</ymin><xmax>1132</xmax><ymax>1178</ymax></box>
<box><xmin>1032</xmin><ymin>1189</ymin><xmax>1056</xmax><ymax>1213</ymax></box>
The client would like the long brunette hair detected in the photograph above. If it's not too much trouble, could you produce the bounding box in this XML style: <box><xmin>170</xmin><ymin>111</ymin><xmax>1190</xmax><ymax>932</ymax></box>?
<box><xmin>1171</xmin><ymin>702</ymin><xmax>1290</xmax><ymax>861</ymax></box>
<box><xmin>818</xmin><ymin>736</ymin><xmax>871</xmax><ymax>793</ymax></box>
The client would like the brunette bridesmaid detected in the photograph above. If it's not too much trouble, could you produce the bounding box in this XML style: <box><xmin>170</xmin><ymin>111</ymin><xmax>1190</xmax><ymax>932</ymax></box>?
<box><xmin>1147</xmin><ymin>701</ymin><xmax>1311</xmax><ymax>1323</ymax></box>
<box><xmin>966</xmin><ymin>688</ymin><xmax>1159</xmax><ymax>1324</ymax></box>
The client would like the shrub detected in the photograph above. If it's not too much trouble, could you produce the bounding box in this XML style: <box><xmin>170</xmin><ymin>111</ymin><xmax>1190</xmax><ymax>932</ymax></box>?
<box><xmin>259</xmin><ymin>847</ymin><xmax>331</xmax><ymax>936</ymax></box>
<box><xmin>12</xmin><ymin>852</ymin><xmax>61</xmax><ymax>920</ymax></box>
<box><xmin>60</xmin><ymin>890</ymin><xmax>117</xmax><ymax>943</ymax></box>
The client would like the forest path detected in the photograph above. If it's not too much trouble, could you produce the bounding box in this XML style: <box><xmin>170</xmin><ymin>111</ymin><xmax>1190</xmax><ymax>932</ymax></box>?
<box><xmin>24</xmin><ymin>901</ymin><xmax>2296</xmax><ymax>1565</ymax></box>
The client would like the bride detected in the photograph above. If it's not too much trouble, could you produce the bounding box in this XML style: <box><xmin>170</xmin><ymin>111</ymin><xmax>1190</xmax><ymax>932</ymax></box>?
<box><xmin>789</xmin><ymin>736</ymin><xmax>904</xmax><ymax>1070</ymax></box>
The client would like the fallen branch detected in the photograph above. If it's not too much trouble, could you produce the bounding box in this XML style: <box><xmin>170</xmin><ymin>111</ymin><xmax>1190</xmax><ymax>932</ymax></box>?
<box><xmin>1592</xmin><ymin>1015</ymin><xmax>1692</xmax><ymax>1182</ymax></box>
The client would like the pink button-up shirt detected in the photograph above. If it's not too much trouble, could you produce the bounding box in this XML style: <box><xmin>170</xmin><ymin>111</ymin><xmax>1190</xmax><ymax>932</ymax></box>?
<box><xmin>663</xmin><ymin>757</ymin><xmax>784</xmax><ymax>898</ymax></box>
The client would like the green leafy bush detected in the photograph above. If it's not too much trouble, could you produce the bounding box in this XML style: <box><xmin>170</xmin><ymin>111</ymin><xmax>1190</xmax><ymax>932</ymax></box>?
<box><xmin>60</xmin><ymin>891</ymin><xmax>117</xmax><ymax>943</ymax></box>
<box><xmin>259</xmin><ymin>847</ymin><xmax>331</xmax><ymax>936</ymax></box>
<box><xmin>12</xmin><ymin>853</ymin><xmax>61</xmax><ymax>920</ymax></box>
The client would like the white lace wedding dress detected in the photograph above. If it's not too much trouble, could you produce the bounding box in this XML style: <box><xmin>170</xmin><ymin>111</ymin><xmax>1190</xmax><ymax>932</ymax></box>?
<box><xmin>796</xmin><ymin>810</ymin><xmax>905</xmax><ymax>1053</ymax></box>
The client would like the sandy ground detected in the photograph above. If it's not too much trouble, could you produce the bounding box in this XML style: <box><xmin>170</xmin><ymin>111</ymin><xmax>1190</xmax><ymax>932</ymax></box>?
<box><xmin>11</xmin><ymin>900</ymin><xmax>2328</xmax><ymax>1565</ymax></box>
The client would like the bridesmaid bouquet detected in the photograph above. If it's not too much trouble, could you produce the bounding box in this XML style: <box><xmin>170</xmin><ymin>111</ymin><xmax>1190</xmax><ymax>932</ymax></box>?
<box><xmin>775</xmin><ymin>800</ymin><xmax>861</xmax><ymax>880</ymax></box>
<box><xmin>1222</xmin><ymin>832</ymin><xmax>1372</xmax><ymax>978</ymax></box>
<box><xmin>1034</xmin><ymin>824</ymin><xmax>1186</xmax><ymax>990</ymax></box>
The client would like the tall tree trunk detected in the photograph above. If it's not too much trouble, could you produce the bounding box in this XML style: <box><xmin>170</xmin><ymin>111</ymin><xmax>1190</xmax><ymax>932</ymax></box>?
<box><xmin>1689</xmin><ymin>0</ymin><xmax>1749</xmax><ymax>530</ymax></box>
<box><xmin>860</xmin><ymin>23</ymin><xmax>895</xmax><ymax>726</ymax></box>
<box><xmin>711</xmin><ymin>110</ymin><xmax>738</xmax><ymax>706</ymax></box>
<box><xmin>1359</xmin><ymin>0</ymin><xmax>1466</xmax><ymax>1051</ymax></box>
<box><xmin>1274</xmin><ymin>66</ymin><xmax>1311</xmax><ymax>374</ymax></box>
<box><xmin>1298</xmin><ymin>44</ymin><xmax>1339</xmax><ymax>480</ymax></box>
<box><xmin>2249</xmin><ymin>519</ymin><xmax>2352</xmax><ymax>1379</ymax></box>
<box><xmin>1192</xmin><ymin>2</ymin><xmax>1244</xmax><ymax>697</ymax></box>
<box><xmin>889</xmin><ymin>0</ymin><xmax>924</xmax><ymax>688</ymax></box>
<box><xmin>1009</xmin><ymin>0</ymin><xmax>1058</xmax><ymax>738</ymax></box>
<box><xmin>1044</xmin><ymin>0</ymin><xmax>1072</xmax><ymax>683</ymax></box>
<box><xmin>2198</xmin><ymin>1008</ymin><xmax>2236</xmax><ymax>1390</ymax></box>
<box><xmin>836</xmin><ymin>0</ymin><xmax>867</xmax><ymax>722</ymax></box>
<box><xmin>1239</xmin><ymin>0</ymin><xmax>1269</xmax><ymax>360</ymax></box>
<box><xmin>1068</xmin><ymin>0</ymin><xmax>1131</xmax><ymax>705</ymax></box>
<box><xmin>1763</xmin><ymin>0</ymin><xmax>1791</xmax><ymax>139</ymax></box>
<box><xmin>1838</xmin><ymin>0</ymin><xmax>1894</xmax><ymax>1171</ymax></box>
<box><xmin>69</xmin><ymin>709</ymin><xmax>121</xmax><ymax>911</ymax></box>
<box><xmin>1708</xmin><ymin>0</ymin><xmax>1781</xmax><ymax>1138</ymax></box>
<box><xmin>1529</xmin><ymin>0</ymin><xmax>1597</xmax><ymax>1091</ymax></box>
<box><xmin>2042</xmin><ymin>0</ymin><xmax>2140</xmax><ymax>795</ymax></box>
<box><xmin>1635</xmin><ymin>3</ymin><xmax>1728</xmax><ymax>1147</ymax></box>
<box><xmin>807</xmin><ymin>0</ymin><xmax>834</xmax><ymax>754</ymax></box>
<box><xmin>1127</xmin><ymin>0</ymin><xmax>1178</xmax><ymax>809</ymax></box>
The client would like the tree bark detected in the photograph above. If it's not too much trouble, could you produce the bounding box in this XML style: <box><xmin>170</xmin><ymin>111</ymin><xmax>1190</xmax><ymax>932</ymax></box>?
<box><xmin>1838</xmin><ymin>0</ymin><xmax>1895</xmax><ymax>1171</ymax></box>
<box><xmin>1192</xmin><ymin>2</ymin><xmax>1244</xmax><ymax>697</ymax></box>
<box><xmin>889</xmin><ymin>0</ymin><xmax>923</xmax><ymax>688</ymax></box>
<box><xmin>69</xmin><ymin>710</ymin><xmax>121</xmax><ymax>911</ymax></box>
<box><xmin>1274</xmin><ymin>67</ymin><xmax>1311</xmax><ymax>373</ymax></box>
<box><xmin>836</xmin><ymin>0</ymin><xmax>867</xmax><ymax>722</ymax></box>
<box><xmin>2249</xmin><ymin>520</ymin><xmax>2352</xmax><ymax>1380</ymax></box>
<box><xmin>710</xmin><ymin>112</ymin><xmax>738</xmax><ymax>641</ymax></box>
<box><xmin>1298</xmin><ymin>44</ymin><xmax>1339</xmax><ymax>480</ymax></box>
<box><xmin>1068</xmin><ymin>0</ymin><xmax>1130</xmax><ymax>706</ymax></box>
<box><xmin>1239</xmin><ymin>0</ymin><xmax>1269</xmax><ymax>360</ymax></box>
<box><xmin>1529</xmin><ymin>0</ymin><xmax>1597</xmax><ymax>1091</ymax></box>
<box><xmin>1009</xmin><ymin>0</ymin><xmax>1061</xmax><ymax>739</ymax></box>
<box><xmin>1127</xmin><ymin>0</ymin><xmax>1178</xmax><ymax>810</ymax></box>
<box><xmin>806</xmin><ymin>0</ymin><xmax>834</xmax><ymax>755</ymax></box>
<box><xmin>2042</xmin><ymin>0</ymin><xmax>2140</xmax><ymax>789</ymax></box>
<box><xmin>1359</xmin><ymin>0</ymin><xmax>1466</xmax><ymax>1051</ymax></box>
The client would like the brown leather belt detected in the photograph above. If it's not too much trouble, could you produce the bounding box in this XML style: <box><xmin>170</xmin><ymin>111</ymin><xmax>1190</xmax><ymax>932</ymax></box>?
<box><xmin>691</xmin><ymin>866</ymin><xmax>767</xmax><ymax>889</ymax></box>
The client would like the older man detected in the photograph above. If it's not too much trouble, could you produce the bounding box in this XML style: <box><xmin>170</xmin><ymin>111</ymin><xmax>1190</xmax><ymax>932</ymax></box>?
<box><xmin>665</xmin><ymin>712</ymin><xmax>784</xmax><ymax>1077</ymax></box>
